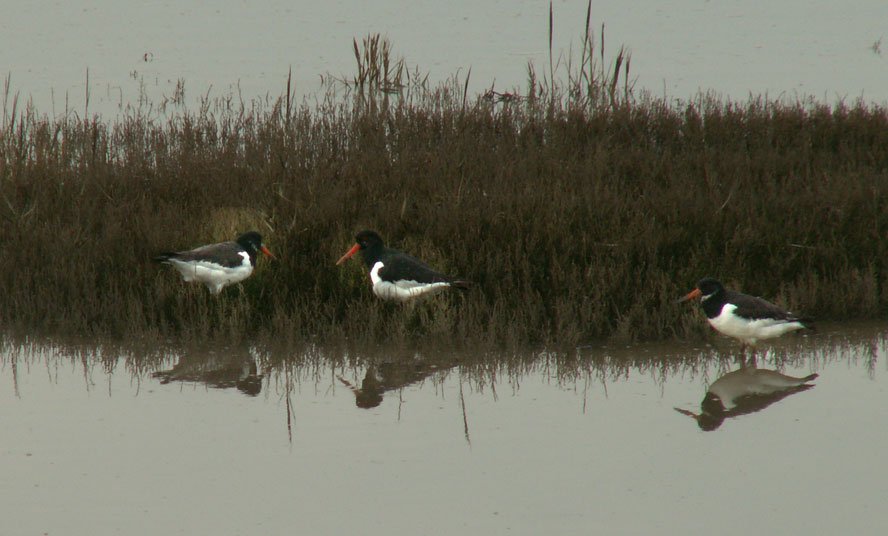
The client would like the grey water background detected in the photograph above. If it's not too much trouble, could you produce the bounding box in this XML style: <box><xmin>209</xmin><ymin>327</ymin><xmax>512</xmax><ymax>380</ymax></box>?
<box><xmin>3</xmin><ymin>0</ymin><xmax>887</xmax><ymax>118</ymax></box>
<box><xmin>2</xmin><ymin>321</ymin><xmax>887</xmax><ymax>535</ymax></box>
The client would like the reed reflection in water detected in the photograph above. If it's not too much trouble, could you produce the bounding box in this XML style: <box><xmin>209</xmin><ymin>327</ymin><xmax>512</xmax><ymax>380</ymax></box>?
<box><xmin>1</xmin><ymin>322</ymin><xmax>886</xmax><ymax>535</ymax></box>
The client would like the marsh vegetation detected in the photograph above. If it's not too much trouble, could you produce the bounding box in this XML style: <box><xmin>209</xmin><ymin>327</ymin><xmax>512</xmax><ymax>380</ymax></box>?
<box><xmin>1</xmin><ymin>26</ymin><xmax>886</xmax><ymax>347</ymax></box>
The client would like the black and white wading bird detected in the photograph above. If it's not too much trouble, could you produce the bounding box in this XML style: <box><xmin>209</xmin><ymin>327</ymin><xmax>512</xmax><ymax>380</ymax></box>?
<box><xmin>674</xmin><ymin>366</ymin><xmax>819</xmax><ymax>431</ymax></box>
<box><xmin>335</xmin><ymin>231</ymin><xmax>470</xmax><ymax>302</ymax></box>
<box><xmin>678</xmin><ymin>277</ymin><xmax>812</xmax><ymax>347</ymax></box>
<box><xmin>153</xmin><ymin>231</ymin><xmax>274</xmax><ymax>295</ymax></box>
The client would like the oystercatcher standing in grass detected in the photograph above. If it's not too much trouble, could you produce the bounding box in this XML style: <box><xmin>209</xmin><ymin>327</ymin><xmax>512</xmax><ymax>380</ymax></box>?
<box><xmin>153</xmin><ymin>231</ymin><xmax>274</xmax><ymax>295</ymax></box>
<box><xmin>678</xmin><ymin>277</ymin><xmax>812</xmax><ymax>347</ymax></box>
<box><xmin>335</xmin><ymin>230</ymin><xmax>470</xmax><ymax>302</ymax></box>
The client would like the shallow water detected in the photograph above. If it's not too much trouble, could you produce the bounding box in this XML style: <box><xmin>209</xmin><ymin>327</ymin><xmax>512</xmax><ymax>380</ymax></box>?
<box><xmin>3</xmin><ymin>0</ymin><xmax>887</xmax><ymax>118</ymax></box>
<box><xmin>2</xmin><ymin>322</ymin><xmax>886</xmax><ymax>535</ymax></box>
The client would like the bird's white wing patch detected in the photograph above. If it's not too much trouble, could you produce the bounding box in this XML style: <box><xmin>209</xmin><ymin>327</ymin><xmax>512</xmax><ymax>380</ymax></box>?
<box><xmin>369</xmin><ymin>262</ymin><xmax>450</xmax><ymax>302</ymax></box>
<box><xmin>166</xmin><ymin>258</ymin><xmax>253</xmax><ymax>292</ymax></box>
<box><xmin>709</xmin><ymin>304</ymin><xmax>805</xmax><ymax>344</ymax></box>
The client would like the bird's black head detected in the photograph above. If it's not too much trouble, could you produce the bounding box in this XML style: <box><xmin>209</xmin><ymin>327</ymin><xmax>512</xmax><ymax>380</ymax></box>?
<box><xmin>236</xmin><ymin>231</ymin><xmax>274</xmax><ymax>260</ymax></box>
<box><xmin>696</xmin><ymin>277</ymin><xmax>725</xmax><ymax>299</ymax></box>
<box><xmin>354</xmin><ymin>230</ymin><xmax>384</xmax><ymax>250</ymax></box>
<box><xmin>236</xmin><ymin>231</ymin><xmax>263</xmax><ymax>250</ymax></box>
<box><xmin>678</xmin><ymin>276</ymin><xmax>724</xmax><ymax>304</ymax></box>
<box><xmin>336</xmin><ymin>230</ymin><xmax>385</xmax><ymax>266</ymax></box>
<box><xmin>697</xmin><ymin>392</ymin><xmax>726</xmax><ymax>431</ymax></box>
<box><xmin>701</xmin><ymin>391</ymin><xmax>725</xmax><ymax>415</ymax></box>
<box><xmin>354</xmin><ymin>230</ymin><xmax>386</xmax><ymax>265</ymax></box>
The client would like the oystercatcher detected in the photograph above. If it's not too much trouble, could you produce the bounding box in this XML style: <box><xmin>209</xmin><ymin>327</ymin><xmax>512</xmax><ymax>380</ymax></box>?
<box><xmin>335</xmin><ymin>230</ymin><xmax>470</xmax><ymax>302</ymax></box>
<box><xmin>678</xmin><ymin>277</ymin><xmax>811</xmax><ymax>346</ymax></box>
<box><xmin>675</xmin><ymin>366</ymin><xmax>818</xmax><ymax>431</ymax></box>
<box><xmin>153</xmin><ymin>231</ymin><xmax>274</xmax><ymax>294</ymax></box>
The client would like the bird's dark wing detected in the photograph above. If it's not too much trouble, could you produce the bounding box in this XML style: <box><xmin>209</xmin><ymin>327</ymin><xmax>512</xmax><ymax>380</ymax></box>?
<box><xmin>171</xmin><ymin>241</ymin><xmax>245</xmax><ymax>268</ymax></box>
<box><xmin>726</xmin><ymin>290</ymin><xmax>799</xmax><ymax>322</ymax></box>
<box><xmin>378</xmin><ymin>253</ymin><xmax>455</xmax><ymax>284</ymax></box>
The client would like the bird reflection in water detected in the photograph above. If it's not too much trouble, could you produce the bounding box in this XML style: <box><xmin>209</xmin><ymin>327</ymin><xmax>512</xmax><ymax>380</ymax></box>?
<box><xmin>675</xmin><ymin>362</ymin><xmax>818</xmax><ymax>431</ymax></box>
<box><xmin>153</xmin><ymin>350</ymin><xmax>263</xmax><ymax>396</ymax></box>
<box><xmin>337</xmin><ymin>359</ymin><xmax>455</xmax><ymax>409</ymax></box>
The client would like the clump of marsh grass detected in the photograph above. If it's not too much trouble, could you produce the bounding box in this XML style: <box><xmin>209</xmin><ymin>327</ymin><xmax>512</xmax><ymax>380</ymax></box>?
<box><xmin>351</xmin><ymin>34</ymin><xmax>406</xmax><ymax>98</ymax></box>
<box><xmin>322</xmin><ymin>33</ymin><xmax>433</xmax><ymax>113</ymax></box>
<box><xmin>529</xmin><ymin>0</ymin><xmax>634</xmax><ymax>112</ymax></box>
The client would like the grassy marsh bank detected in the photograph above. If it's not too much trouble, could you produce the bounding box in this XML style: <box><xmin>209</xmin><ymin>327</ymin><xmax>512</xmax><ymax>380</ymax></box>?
<box><xmin>1</xmin><ymin>38</ymin><xmax>887</xmax><ymax>347</ymax></box>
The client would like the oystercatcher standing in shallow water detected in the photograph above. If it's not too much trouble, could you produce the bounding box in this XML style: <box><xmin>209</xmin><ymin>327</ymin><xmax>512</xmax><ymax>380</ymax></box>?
<box><xmin>678</xmin><ymin>277</ymin><xmax>812</xmax><ymax>347</ymax></box>
<box><xmin>335</xmin><ymin>230</ymin><xmax>470</xmax><ymax>302</ymax></box>
<box><xmin>153</xmin><ymin>231</ymin><xmax>274</xmax><ymax>295</ymax></box>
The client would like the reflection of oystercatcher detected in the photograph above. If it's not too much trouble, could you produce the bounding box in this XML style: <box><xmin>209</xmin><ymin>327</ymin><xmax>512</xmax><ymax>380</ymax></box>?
<box><xmin>675</xmin><ymin>367</ymin><xmax>818</xmax><ymax>431</ymax></box>
<box><xmin>153</xmin><ymin>231</ymin><xmax>274</xmax><ymax>294</ymax></box>
<box><xmin>678</xmin><ymin>277</ymin><xmax>812</xmax><ymax>346</ymax></box>
<box><xmin>336</xmin><ymin>359</ymin><xmax>459</xmax><ymax>409</ymax></box>
<box><xmin>335</xmin><ymin>231</ymin><xmax>470</xmax><ymax>302</ymax></box>
<box><xmin>153</xmin><ymin>351</ymin><xmax>263</xmax><ymax>397</ymax></box>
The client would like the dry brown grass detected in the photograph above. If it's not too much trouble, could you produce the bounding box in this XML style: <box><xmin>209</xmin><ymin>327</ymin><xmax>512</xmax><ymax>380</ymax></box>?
<box><xmin>1</xmin><ymin>33</ymin><xmax>887</xmax><ymax>348</ymax></box>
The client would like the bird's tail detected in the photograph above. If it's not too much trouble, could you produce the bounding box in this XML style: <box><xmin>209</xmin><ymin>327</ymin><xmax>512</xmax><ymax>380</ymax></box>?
<box><xmin>152</xmin><ymin>253</ymin><xmax>175</xmax><ymax>264</ymax></box>
<box><xmin>801</xmin><ymin>373</ymin><xmax>819</xmax><ymax>383</ymax></box>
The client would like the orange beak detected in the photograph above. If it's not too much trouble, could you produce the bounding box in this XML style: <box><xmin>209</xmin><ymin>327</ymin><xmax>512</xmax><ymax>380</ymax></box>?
<box><xmin>260</xmin><ymin>246</ymin><xmax>276</xmax><ymax>260</ymax></box>
<box><xmin>677</xmin><ymin>288</ymin><xmax>702</xmax><ymax>303</ymax></box>
<box><xmin>335</xmin><ymin>243</ymin><xmax>361</xmax><ymax>266</ymax></box>
<box><xmin>674</xmin><ymin>407</ymin><xmax>701</xmax><ymax>421</ymax></box>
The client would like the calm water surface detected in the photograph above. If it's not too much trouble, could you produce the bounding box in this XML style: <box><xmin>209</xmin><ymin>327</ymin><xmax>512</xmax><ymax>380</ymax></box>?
<box><xmin>5</xmin><ymin>4</ymin><xmax>888</xmax><ymax>534</ymax></box>
<box><xmin>2</xmin><ymin>322</ymin><xmax>886</xmax><ymax>535</ymax></box>
<box><xmin>2</xmin><ymin>0</ymin><xmax>887</xmax><ymax>118</ymax></box>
